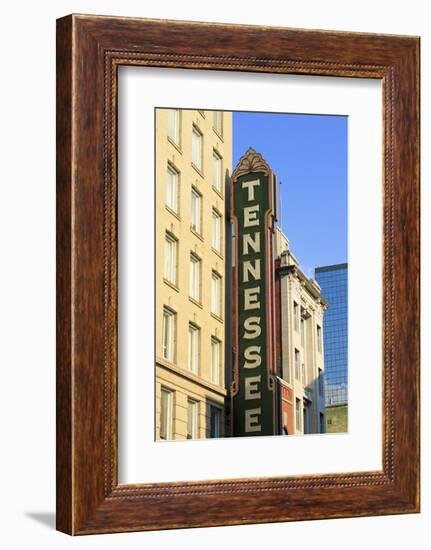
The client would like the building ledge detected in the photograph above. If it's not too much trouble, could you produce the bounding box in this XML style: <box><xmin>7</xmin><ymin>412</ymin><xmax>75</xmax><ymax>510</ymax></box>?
<box><xmin>156</xmin><ymin>357</ymin><xmax>228</xmax><ymax>397</ymax></box>
<box><xmin>276</xmin><ymin>263</ymin><xmax>328</xmax><ymax>308</ymax></box>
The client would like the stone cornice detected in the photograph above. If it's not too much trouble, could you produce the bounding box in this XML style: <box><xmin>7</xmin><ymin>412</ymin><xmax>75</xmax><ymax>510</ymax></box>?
<box><xmin>277</xmin><ymin>264</ymin><xmax>329</xmax><ymax>309</ymax></box>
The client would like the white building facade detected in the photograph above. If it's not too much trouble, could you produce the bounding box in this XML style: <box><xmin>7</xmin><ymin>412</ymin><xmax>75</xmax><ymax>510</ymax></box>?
<box><xmin>275</xmin><ymin>228</ymin><xmax>327</xmax><ymax>435</ymax></box>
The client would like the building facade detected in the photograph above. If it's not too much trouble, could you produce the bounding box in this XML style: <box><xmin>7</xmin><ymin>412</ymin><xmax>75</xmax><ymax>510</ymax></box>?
<box><xmin>275</xmin><ymin>228</ymin><xmax>327</xmax><ymax>435</ymax></box>
<box><xmin>314</xmin><ymin>263</ymin><xmax>348</xmax><ymax>432</ymax></box>
<box><xmin>155</xmin><ymin>108</ymin><xmax>232</xmax><ymax>440</ymax></box>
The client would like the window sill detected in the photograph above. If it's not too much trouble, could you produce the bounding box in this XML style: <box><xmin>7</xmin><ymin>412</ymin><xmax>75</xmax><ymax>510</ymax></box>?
<box><xmin>165</xmin><ymin>205</ymin><xmax>181</xmax><ymax>221</ymax></box>
<box><xmin>190</xmin><ymin>227</ymin><xmax>204</xmax><ymax>241</ymax></box>
<box><xmin>189</xmin><ymin>297</ymin><xmax>203</xmax><ymax>309</ymax></box>
<box><xmin>211</xmin><ymin>247</ymin><xmax>224</xmax><ymax>260</ymax></box>
<box><xmin>212</xmin><ymin>185</ymin><xmax>224</xmax><ymax>200</ymax></box>
<box><xmin>163</xmin><ymin>279</ymin><xmax>179</xmax><ymax>292</ymax></box>
<box><xmin>211</xmin><ymin>312</ymin><xmax>224</xmax><ymax>324</ymax></box>
<box><xmin>191</xmin><ymin>162</ymin><xmax>204</xmax><ymax>178</ymax></box>
<box><xmin>212</xmin><ymin>127</ymin><xmax>224</xmax><ymax>142</ymax></box>
<box><xmin>167</xmin><ymin>136</ymin><xmax>182</xmax><ymax>154</ymax></box>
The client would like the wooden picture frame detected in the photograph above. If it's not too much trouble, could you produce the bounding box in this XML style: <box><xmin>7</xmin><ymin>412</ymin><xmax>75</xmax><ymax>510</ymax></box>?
<box><xmin>56</xmin><ymin>14</ymin><xmax>420</xmax><ymax>535</ymax></box>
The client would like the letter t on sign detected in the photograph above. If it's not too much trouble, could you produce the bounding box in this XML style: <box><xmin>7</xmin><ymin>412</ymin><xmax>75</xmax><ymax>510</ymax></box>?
<box><xmin>242</xmin><ymin>179</ymin><xmax>260</xmax><ymax>201</ymax></box>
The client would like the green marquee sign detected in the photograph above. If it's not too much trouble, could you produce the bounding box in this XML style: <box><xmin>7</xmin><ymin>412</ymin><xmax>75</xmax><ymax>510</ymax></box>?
<box><xmin>231</xmin><ymin>148</ymin><xmax>277</xmax><ymax>437</ymax></box>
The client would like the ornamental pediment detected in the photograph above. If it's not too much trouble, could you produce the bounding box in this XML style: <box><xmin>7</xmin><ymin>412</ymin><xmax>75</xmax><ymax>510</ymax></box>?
<box><xmin>232</xmin><ymin>147</ymin><xmax>271</xmax><ymax>181</ymax></box>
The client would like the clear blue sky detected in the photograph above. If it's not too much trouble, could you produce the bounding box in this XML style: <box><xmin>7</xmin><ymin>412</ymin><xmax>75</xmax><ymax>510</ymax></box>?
<box><xmin>233</xmin><ymin>112</ymin><xmax>348</xmax><ymax>276</ymax></box>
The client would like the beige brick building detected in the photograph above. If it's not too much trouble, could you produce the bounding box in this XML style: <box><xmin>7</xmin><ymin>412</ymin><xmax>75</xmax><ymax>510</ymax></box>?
<box><xmin>155</xmin><ymin>108</ymin><xmax>232</xmax><ymax>440</ymax></box>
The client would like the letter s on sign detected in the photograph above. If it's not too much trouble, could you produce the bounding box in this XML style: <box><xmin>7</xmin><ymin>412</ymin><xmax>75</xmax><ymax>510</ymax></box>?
<box><xmin>243</xmin><ymin>346</ymin><xmax>262</xmax><ymax>369</ymax></box>
<box><xmin>243</xmin><ymin>316</ymin><xmax>261</xmax><ymax>339</ymax></box>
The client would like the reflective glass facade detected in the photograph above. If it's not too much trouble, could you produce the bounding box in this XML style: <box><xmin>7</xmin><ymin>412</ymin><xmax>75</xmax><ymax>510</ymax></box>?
<box><xmin>315</xmin><ymin>264</ymin><xmax>348</xmax><ymax>406</ymax></box>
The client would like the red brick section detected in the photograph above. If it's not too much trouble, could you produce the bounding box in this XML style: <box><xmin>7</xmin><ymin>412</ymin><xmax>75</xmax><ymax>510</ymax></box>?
<box><xmin>281</xmin><ymin>385</ymin><xmax>295</xmax><ymax>436</ymax></box>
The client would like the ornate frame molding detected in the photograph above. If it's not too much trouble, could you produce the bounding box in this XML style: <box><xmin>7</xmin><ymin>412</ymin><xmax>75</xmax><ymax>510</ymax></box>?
<box><xmin>57</xmin><ymin>14</ymin><xmax>419</xmax><ymax>534</ymax></box>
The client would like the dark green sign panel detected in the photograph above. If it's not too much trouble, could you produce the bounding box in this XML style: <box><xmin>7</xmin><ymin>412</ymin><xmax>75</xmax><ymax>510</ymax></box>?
<box><xmin>233</xmin><ymin>171</ymin><xmax>276</xmax><ymax>436</ymax></box>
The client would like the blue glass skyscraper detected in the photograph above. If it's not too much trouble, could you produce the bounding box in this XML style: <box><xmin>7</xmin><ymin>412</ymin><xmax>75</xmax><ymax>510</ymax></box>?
<box><xmin>315</xmin><ymin>264</ymin><xmax>348</xmax><ymax>407</ymax></box>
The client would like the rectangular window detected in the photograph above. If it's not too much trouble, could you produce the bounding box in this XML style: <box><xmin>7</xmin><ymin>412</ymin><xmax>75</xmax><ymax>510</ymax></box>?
<box><xmin>189</xmin><ymin>253</ymin><xmax>201</xmax><ymax>302</ymax></box>
<box><xmin>192</xmin><ymin>126</ymin><xmax>202</xmax><ymax>170</ymax></box>
<box><xmin>211</xmin><ymin>271</ymin><xmax>222</xmax><ymax>317</ymax></box>
<box><xmin>303</xmin><ymin>406</ymin><xmax>309</xmax><ymax>434</ymax></box>
<box><xmin>317</xmin><ymin>324</ymin><xmax>322</xmax><ymax>352</ymax></box>
<box><xmin>164</xmin><ymin>232</ymin><xmax>177</xmax><ymax>285</ymax></box>
<box><xmin>294</xmin><ymin>349</ymin><xmax>300</xmax><ymax>380</ymax></box>
<box><xmin>320</xmin><ymin>412</ymin><xmax>325</xmax><ymax>434</ymax></box>
<box><xmin>212</xmin><ymin>209</ymin><xmax>222</xmax><ymax>253</ymax></box>
<box><xmin>188</xmin><ymin>323</ymin><xmax>200</xmax><ymax>374</ymax></box>
<box><xmin>168</xmin><ymin>109</ymin><xmax>180</xmax><ymax>145</ymax></box>
<box><xmin>160</xmin><ymin>388</ymin><xmax>173</xmax><ymax>440</ymax></box>
<box><xmin>211</xmin><ymin>337</ymin><xmax>221</xmax><ymax>385</ymax></box>
<box><xmin>213</xmin><ymin>111</ymin><xmax>223</xmax><ymax>135</ymax></box>
<box><xmin>300</xmin><ymin>318</ymin><xmax>305</xmax><ymax>347</ymax></box>
<box><xmin>318</xmin><ymin>368</ymin><xmax>324</xmax><ymax>396</ymax></box>
<box><xmin>166</xmin><ymin>164</ymin><xmax>179</xmax><ymax>213</ymax></box>
<box><xmin>187</xmin><ymin>399</ymin><xmax>198</xmax><ymax>439</ymax></box>
<box><xmin>301</xmin><ymin>362</ymin><xmax>306</xmax><ymax>385</ymax></box>
<box><xmin>294</xmin><ymin>301</ymin><xmax>299</xmax><ymax>331</ymax></box>
<box><xmin>191</xmin><ymin>187</ymin><xmax>202</xmax><ymax>234</ymax></box>
<box><xmin>212</xmin><ymin>150</ymin><xmax>222</xmax><ymax>192</ymax></box>
<box><xmin>162</xmin><ymin>307</ymin><xmax>176</xmax><ymax>362</ymax></box>
<box><xmin>231</xmin><ymin>222</ymin><xmax>236</xmax><ymax>268</ymax></box>
<box><xmin>210</xmin><ymin>406</ymin><xmax>221</xmax><ymax>438</ymax></box>
<box><xmin>295</xmin><ymin>398</ymin><xmax>302</xmax><ymax>432</ymax></box>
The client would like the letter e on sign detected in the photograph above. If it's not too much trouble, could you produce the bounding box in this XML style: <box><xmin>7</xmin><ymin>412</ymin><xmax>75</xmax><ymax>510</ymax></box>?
<box><xmin>244</xmin><ymin>287</ymin><xmax>260</xmax><ymax>310</ymax></box>
<box><xmin>245</xmin><ymin>375</ymin><xmax>262</xmax><ymax>400</ymax></box>
<box><xmin>245</xmin><ymin>408</ymin><xmax>261</xmax><ymax>433</ymax></box>
<box><xmin>244</xmin><ymin>205</ymin><xmax>260</xmax><ymax>228</ymax></box>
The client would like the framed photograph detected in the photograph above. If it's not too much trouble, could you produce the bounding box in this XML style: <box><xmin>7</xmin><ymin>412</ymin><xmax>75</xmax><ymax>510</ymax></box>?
<box><xmin>56</xmin><ymin>14</ymin><xmax>420</xmax><ymax>534</ymax></box>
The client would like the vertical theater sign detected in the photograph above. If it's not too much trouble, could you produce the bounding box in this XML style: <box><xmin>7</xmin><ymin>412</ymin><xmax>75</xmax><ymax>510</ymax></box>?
<box><xmin>231</xmin><ymin>148</ymin><xmax>278</xmax><ymax>436</ymax></box>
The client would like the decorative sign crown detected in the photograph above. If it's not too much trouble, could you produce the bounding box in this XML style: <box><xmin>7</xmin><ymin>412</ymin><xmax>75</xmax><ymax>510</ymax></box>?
<box><xmin>232</xmin><ymin>147</ymin><xmax>271</xmax><ymax>181</ymax></box>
